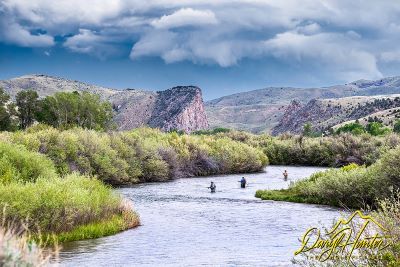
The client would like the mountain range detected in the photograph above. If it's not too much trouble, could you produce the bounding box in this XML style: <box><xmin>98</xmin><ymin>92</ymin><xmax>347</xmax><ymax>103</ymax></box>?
<box><xmin>2</xmin><ymin>74</ymin><xmax>400</xmax><ymax>134</ymax></box>
<box><xmin>206</xmin><ymin>76</ymin><xmax>400</xmax><ymax>133</ymax></box>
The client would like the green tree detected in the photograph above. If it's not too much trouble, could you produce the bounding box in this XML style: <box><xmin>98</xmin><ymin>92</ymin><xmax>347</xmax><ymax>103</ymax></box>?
<box><xmin>37</xmin><ymin>91</ymin><xmax>113</xmax><ymax>130</ymax></box>
<box><xmin>366</xmin><ymin>122</ymin><xmax>390</xmax><ymax>136</ymax></box>
<box><xmin>336</xmin><ymin>122</ymin><xmax>365</xmax><ymax>135</ymax></box>
<box><xmin>16</xmin><ymin>90</ymin><xmax>39</xmax><ymax>129</ymax></box>
<box><xmin>394</xmin><ymin>120</ymin><xmax>400</xmax><ymax>133</ymax></box>
<box><xmin>0</xmin><ymin>88</ymin><xmax>17</xmax><ymax>131</ymax></box>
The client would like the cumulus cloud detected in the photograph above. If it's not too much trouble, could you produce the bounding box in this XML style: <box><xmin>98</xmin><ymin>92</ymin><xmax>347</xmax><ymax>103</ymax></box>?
<box><xmin>2</xmin><ymin>0</ymin><xmax>400</xmax><ymax>80</ymax></box>
<box><xmin>263</xmin><ymin>31</ymin><xmax>382</xmax><ymax>80</ymax></box>
<box><xmin>151</xmin><ymin>8</ymin><xmax>218</xmax><ymax>29</ymax></box>
<box><xmin>0</xmin><ymin>20</ymin><xmax>54</xmax><ymax>47</ymax></box>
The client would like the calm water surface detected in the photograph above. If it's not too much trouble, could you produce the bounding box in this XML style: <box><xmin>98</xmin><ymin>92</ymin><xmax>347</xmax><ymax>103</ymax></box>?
<box><xmin>58</xmin><ymin>166</ymin><xmax>346</xmax><ymax>266</ymax></box>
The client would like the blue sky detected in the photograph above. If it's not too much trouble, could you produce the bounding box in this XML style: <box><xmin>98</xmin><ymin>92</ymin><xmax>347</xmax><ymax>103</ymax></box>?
<box><xmin>1</xmin><ymin>1</ymin><xmax>400</xmax><ymax>100</ymax></box>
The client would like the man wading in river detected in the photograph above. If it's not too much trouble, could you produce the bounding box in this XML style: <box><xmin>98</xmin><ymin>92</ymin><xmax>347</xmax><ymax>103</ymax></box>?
<box><xmin>239</xmin><ymin>177</ymin><xmax>247</xmax><ymax>188</ymax></box>
<box><xmin>208</xmin><ymin>181</ymin><xmax>216</xmax><ymax>193</ymax></box>
<box><xmin>283</xmin><ymin>170</ymin><xmax>289</xmax><ymax>180</ymax></box>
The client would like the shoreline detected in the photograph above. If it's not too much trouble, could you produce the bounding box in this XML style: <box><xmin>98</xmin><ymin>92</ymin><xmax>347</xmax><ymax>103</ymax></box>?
<box><xmin>34</xmin><ymin>210</ymin><xmax>140</xmax><ymax>245</ymax></box>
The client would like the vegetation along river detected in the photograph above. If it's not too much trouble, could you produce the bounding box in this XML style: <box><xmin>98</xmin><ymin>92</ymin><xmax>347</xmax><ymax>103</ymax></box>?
<box><xmin>58</xmin><ymin>166</ymin><xmax>346</xmax><ymax>266</ymax></box>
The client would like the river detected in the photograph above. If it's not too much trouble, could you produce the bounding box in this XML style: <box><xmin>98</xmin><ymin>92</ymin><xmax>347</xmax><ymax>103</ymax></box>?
<box><xmin>58</xmin><ymin>166</ymin><xmax>346</xmax><ymax>266</ymax></box>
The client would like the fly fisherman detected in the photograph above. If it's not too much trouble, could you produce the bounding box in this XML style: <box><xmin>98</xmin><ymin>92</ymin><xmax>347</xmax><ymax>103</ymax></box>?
<box><xmin>283</xmin><ymin>170</ymin><xmax>289</xmax><ymax>180</ymax></box>
<box><xmin>240</xmin><ymin>177</ymin><xmax>247</xmax><ymax>188</ymax></box>
<box><xmin>208</xmin><ymin>181</ymin><xmax>216</xmax><ymax>193</ymax></box>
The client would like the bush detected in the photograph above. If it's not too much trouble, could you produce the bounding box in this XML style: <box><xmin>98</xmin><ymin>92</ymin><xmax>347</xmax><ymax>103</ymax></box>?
<box><xmin>366</xmin><ymin>122</ymin><xmax>391</xmax><ymax>136</ymax></box>
<box><xmin>0</xmin><ymin>138</ymin><xmax>139</xmax><ymax>243</ymax></box>
<box><xmin>336</xmin><ymin>122</ymin><xmax>365</xmax><ymax>135</ymax></box>
<box><xmin>0</xmin><ymin>142</ymin><xmax>56</xmax><ymax>184</ymax></box>
<box><xmin>380</xmin><ymin>147</ymin><xmax>400</xmax><ymax>189</ymax></box>
<box><xmin>252</xmin><ymin>133</ymin><xmax>399</xmax><ymax>167</ymax></box>
<box><xmin>1</xmin><ymin>127</ymin><xmax>268</xmax><ymax>185</ymax></box>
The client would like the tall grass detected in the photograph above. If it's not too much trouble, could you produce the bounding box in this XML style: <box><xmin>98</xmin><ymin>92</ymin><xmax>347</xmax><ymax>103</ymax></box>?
<box><xmin>0</xmin><ymin>224</ymin><xmax>56</xmax><ymax>266</ymax></box>
<box><xmin>0</xmin><ymin>141</ymin><xmax>139</xmax><ymax>244</ymax></box>
<box><xmin>0</xmin><ymin>174</ymin><xmax>128</xmax><ymax>233</ymax></box>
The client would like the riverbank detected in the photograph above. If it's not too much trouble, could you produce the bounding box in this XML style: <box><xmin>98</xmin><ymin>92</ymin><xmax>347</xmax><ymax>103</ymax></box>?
<box><xmin>0</xmin><ymin>126</ymin><xmax>268</xmax><ymax>185</ymax></box>
<box><xmin>256</xmin><ymin>145</ymin><xmax>400</xmax><ymax>209</ymax></box>
<box><xmin>0</xmin><ymin>126</ymin><xmax>267</xmax><ymax>253</ymax></box>
<box><xmin>0</xmin><ymin>141</ymin><xmax>140</xmax><ymax>252</ymax></box>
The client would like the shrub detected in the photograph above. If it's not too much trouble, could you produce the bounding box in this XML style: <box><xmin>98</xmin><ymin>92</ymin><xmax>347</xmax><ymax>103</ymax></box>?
<box><xmin>366</xmin><ymin>122</ymin><xmax>391</xmax><ymax>136</ymax></box>
<box><xmin>336</xmin><ymin>122</ymin><xmax>365</xmax><ymax>135</ymax></box>
<box><xmin>380</xmin><ymin>147</ymin><xmax>400</xmax><ymax>189</ymax></box>
<box><xmin>0</xmin><ymin>127</ymin><xmax>268</xmax><ymax>185</ymax></box>
<box><xmin>0</xmin><ymin>142</ymin><xmax>56</xmax><ymax>184</ymax></box>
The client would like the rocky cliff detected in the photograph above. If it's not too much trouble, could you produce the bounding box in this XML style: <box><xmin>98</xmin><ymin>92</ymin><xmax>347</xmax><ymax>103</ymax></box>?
<box><xmin>148</xmin><ymin>86</ymin><xmax>209</xmax><ymax>132</ymax></box>
<box><xmin>0</xmin><ymin>75</ymin><xmax>209</xmax><ymax>133</ymax></box>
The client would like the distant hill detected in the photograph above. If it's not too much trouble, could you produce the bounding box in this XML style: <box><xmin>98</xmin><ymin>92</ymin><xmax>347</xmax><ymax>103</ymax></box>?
<box><xmin>0</xmin><ymin>75</ymin><xmax>209</xmax><ymax>133</ymax></box>
<box><xmin>272</xmin><ymin>95</ymin><xmax>400</xmax><ymax>135</ymax></box>
<box><xmin>205</xmin><ymin>76</ymin><xmax>400</xmax><ymax>133</ymax></box>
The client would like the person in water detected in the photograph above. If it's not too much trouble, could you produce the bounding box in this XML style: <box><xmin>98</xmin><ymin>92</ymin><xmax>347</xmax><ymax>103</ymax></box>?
<box><xmin>283</xmin><ymin>170</ymin><xmax>289</xmax><ymax>180</ymax></box>
<box><xmin>208</xmin><ymin>181</ymin><xmax>216</xmax><ymax>193</ymax></box>
<box><xmin>240</xmin><ymin>177</ymin><xmax>247</xmax><ymax>188</ymax></box>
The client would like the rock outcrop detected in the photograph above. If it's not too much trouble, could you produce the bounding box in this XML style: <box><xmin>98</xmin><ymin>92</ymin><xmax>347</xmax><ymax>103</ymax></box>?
<box><xmin>148</xmin><ymin>86</ymin><xmax>209</xmax><ymax>132</ymax></box>
<box><xmin>0</xmin><ymin>75</ymin><xmax>209</xmax><ymax>133</ymax></box>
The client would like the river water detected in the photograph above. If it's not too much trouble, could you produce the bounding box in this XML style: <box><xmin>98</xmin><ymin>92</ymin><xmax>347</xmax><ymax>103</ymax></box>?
<box><xmin>58</xmin><ymin>166</ymin><xmax>346</xmax><ymax>266</ymax></box>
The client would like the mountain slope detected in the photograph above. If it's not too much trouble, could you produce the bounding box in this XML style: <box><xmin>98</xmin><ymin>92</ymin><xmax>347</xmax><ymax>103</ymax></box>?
<box><xmin>0</xmin><ymin>75</ymin><xmax>209</xmax><ymax>132</ymax></box>
<box><xmin>272</xmin><ymin>94</ymin><xmax>400</xmax><ymax>135</ymax></box>
<box><xmin>206</xmin><ymin>76</ymin><xmax>400</xmax><ymax>133</ymax></box>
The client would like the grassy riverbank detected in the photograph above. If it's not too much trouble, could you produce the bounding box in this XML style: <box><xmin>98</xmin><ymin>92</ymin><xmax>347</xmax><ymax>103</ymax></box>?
<box><xmin>256</xmin><ymin>145</ymin><xmax>400</xmax><ymax>209</ymax></box>
<box><xmin>0</xmin><ymin>141</ymin><xmax>139</xmax><ymax>250</ymax></box>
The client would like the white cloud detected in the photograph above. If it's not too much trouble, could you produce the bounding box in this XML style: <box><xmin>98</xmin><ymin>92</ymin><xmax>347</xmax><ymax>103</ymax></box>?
<box><xmin>64</xmin><ymin>29</ymin><xmax>121</xmax><ymax>59</ymax></box>
<box><xmin>151</xmin><ymin>8</ymin><xmax>218</xmax><ymax>29</ymax></box>
<box><xmin>2</xmin><ymin>0</ymin><xmax>400</xmax><ymax>80</ymax></box>
<box><xmin>263</xmin><ymin>31</ymin><xmax>382</xmax><ymax>81</ymax></box>
<box><xmin>130</xmin><ymin>30</ymin><xmax>178</xmax><ymax>59</ymax></box>
<box><xmin>0</xmin><ymin>21</ymin><xmax>54</xmax><ymax>47</ymax></box>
